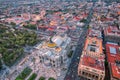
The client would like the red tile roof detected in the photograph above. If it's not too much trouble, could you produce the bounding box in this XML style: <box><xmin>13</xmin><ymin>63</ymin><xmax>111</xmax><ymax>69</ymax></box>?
<box><xmin>101</xmin><ymin>18</ymin><xmax>113</xmax><ymax>21</ymax></box>
<box><xmin>81</xmin><ymin>55</ymin><xmax>105</xmax><ymax>70</ymax></box>
<box><xmin>118</xmin><ymin>11</ymin><xmax>120</xmax><ymax>15</ymax></box>
<box><xmin>104</xmin><ymin>26</ymin><xmax>120</xmax><ymax>37</ymax></box>
<box><xmin>106</xmin><ymin>43</ymin><xmax>120</xmax><ymax>79</ymax></box>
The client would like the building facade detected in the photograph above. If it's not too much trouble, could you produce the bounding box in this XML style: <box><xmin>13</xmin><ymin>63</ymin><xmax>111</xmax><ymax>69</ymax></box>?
<box><xmin>35</xmin><ymin>34</ymin><xmax>71</xmax><ymax>67</ymax></box>
<box><xmin>78</xmin><ymin>37</ymin><xmax>105</xmax><ymax>80</ymax></box>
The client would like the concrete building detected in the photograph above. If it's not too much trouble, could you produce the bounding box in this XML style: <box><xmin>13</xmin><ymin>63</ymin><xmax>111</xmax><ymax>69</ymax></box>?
<box><xmin>35</xmin><ymin>34</ymin><xmax>71</xmax><ymax>67</ymax></box>
<box><xmin>82</xmin><ymin>37</ymin><xmax>104</xmax><ymax>58</ymax></box>
<box><xmin>104</xmin><ymin>26</ymin><xmax>120</xmax><ymax>37</ymax></box>
<box><xmin>78</xmin><ymin>55</ymin><xmax>105</xmax><ymax>80</ymax></box>
<box><xmin>78</xmin><ymin>37</ymin><xmax>105</xmax><ymax>80</ymax></box>
<box><xmin>104</xmin><ymin>26</ymin><xmax>120</xmax><ymax>43</ymax></box>
<box><xmin>88</xmin><ymin>29</ymin><xmax>102</xmax><ymax>38</ymax></box>
<box><xmin>106</xmin><ymin>42</ymin><xmax>120</xmax><ymax>80</ymax></box>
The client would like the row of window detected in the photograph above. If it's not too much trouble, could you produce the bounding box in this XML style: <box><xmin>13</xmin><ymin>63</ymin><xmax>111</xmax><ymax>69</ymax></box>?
<box><xmin>79</xmin><ymin>71</ymin><xmax>103</xmax><ymax>80</ymax></box>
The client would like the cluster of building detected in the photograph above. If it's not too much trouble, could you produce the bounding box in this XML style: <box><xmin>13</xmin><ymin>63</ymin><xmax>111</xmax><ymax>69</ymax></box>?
<box><xmin>0</xmin><ymin>0</ymin><xmax>91</xmax><ymax>44</ymax></box>
<box><xmin>104</xmin><ymin>26</ymin><xmax>120</xmax><ymax>43</ymax></box>
<box><xmin>1</xmin><ymin>10</ymin><xmax>46</xmax><ymax>25</ymax></box>
<box><xmin>78</xmin><ymin>1</ymin><xmax>120</xmax><ymax>80</ymax></box>
<box><xmin>78</xmin><ymin>24</ymin><xmax>120</xmax><ymax>80</ymax></box>
<box><xmin>0</xmin><ymin>0</ymin><xmax>92</xmax><ymax>80</ymax></box>
<box><xmin>0</xmin><ymin>0</ymin><xmax>120</xmax><ymax>80</ymax></box>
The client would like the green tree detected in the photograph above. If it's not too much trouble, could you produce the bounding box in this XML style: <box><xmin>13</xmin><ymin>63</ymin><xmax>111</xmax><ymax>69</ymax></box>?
<box><xmin>0</xmin><ymin>59</ymin><xmax>2</xmax><ymax>69</ymax></box>
<box><xmin>48</xmin><ymin>77</ymin><xmax>55</xmax><ymax>80</ymax></box>
<box><xmin>10</xmin><ymin>22</ymin><xmax>16</xmax><ymax>27</ymax></box>
<box><xmin>80</xmin><ymin>19</ymin><xmax>87</xmax><ymax>23</ymax></box>
<box><xmin>67</xmin><ymin>50</ymin><xmax>73</xmax><ymax>58</ymax></box>
<box><xmin>28</xmin><ymin>73</ymin><xmax>37</xmax><ymax>80</ymax></box>
<box><xmin>39</xmin><ymin>76</ymin><xmax>45</xmax><ymax>80</ymax></box>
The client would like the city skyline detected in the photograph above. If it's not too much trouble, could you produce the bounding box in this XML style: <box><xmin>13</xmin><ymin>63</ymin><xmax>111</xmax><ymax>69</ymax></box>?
<box><xmin>0</xmin><ymin>0</ymin><xmax>120</xmax><ymax>80</ymax></box>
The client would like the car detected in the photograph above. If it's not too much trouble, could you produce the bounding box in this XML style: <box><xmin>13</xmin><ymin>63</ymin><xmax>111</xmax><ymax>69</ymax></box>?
<box><xmin>77</xmin><ymin>57</ymin><xmax>79</xmax><ymax>59</ymax></box>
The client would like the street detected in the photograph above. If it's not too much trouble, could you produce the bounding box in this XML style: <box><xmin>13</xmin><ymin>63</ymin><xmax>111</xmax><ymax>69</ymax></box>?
<box><xmin>64</xmin><ymin>2</ymin><xmax>95</xmax><ymax>80</ymax></box>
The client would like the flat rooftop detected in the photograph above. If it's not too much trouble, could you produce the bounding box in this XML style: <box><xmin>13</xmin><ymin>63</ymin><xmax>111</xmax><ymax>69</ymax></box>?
<box><xmin>88</xmin><ymin>29</ymin><xmax>102</xmax><ymax>38</ymax></box>
<box><xmin>80</xmin><ymin>55</ymin><xmax>105</xmax><ymax>71</ymax></box>
<box><xmin>84</xmin><ymin>37</ymin><xmax>103</xmax><ymax>55</ymax></box>
<box><xmin>106</xmin><ymin>43</ymin><xmax>120</xmax><ymax>79</ymax></box>
<box><xmin>104</xmin><ymin>26</ymin><xmax>120</xmax><ymax>37</ymax></box>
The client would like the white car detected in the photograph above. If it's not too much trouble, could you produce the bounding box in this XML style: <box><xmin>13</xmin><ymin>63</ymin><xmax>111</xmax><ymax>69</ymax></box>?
<box><xmin>77</xmin><ymin>57</ymin><xmax>79</xmax><ymax>59</ymax></box>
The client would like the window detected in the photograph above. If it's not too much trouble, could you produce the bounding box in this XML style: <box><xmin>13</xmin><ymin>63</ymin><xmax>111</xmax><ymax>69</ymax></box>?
<box><xmin>40</xmin><ymin>60</ymin><xmax>42</xmax><ymax>62</ymax></box>
<box><xmin>46</xmin><ymin>57</ymin><xmax>49</xmax><ymax>60</ymax></box>
<box><xmin>92</xmin><ymin>75</ymin><xmax>95</xmax><ymax>78</ymax></box>
<box><xmin>79</xmin><ymin>71</ymin><xmax>81</xmax><ymax>74</ymax></box>
<box><xmin>100</xmin><ymin>77</ymin><xmax>102</xmax><ymax>80</ymax></box>
<box><xmin>92</xmin><ymin>41</ymin><xmax>97</xmax><ymax>44</ymax></box>
<box><xmin>82</xmin><ymin>72</ymin><xmax>85</xmax><ymax>75</ymax></box>
<box><xmin>90</xmin><ymin>47</ymin><xmax>96</xmax><ymax>52</ymax></box>
<box><xmin>86</xmin><ymin>72</ymin><xmax>88</xmax><ymax>76</ymax></box>
<box><xmin>96</xmin><ymin>76</ymin><xmax>98</xmax><ymax>79</ymax></box>
<box><xmin>86</xmin><ymin>68</ymin><xmax>89</xmax><ymax>70</ymax></box>
<box><xmin>89</xmin><ymin>74</ymin><xmax>91</xmax><ymax>77</ymax></box>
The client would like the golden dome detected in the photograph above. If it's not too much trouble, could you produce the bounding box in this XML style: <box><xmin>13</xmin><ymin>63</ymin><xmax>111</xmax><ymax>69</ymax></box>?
<box><xmin>47</xmin><ymin>42</ymin><xmax>57</xmax><ymax>48</ymax></box>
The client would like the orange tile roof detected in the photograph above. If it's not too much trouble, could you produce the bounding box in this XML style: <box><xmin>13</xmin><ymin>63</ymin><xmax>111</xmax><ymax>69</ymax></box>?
<box><xmin>81</xmin><ymin>55</ymin><xmax>105</xmax><ymax>70</ymax></box>
<box><xmin>106</xmin><ymin>43</ymin><xmax>120</xmax><ymax>79</ymax></box>
<box><xmin>118</xmin><ymin>12</ymin><xmax>120</xmax><ymax>15</ymax></box>
<box><xmin>84</xmin><ymin>37</ymin><xmax>103</xmax><ymax>55</ymax></box>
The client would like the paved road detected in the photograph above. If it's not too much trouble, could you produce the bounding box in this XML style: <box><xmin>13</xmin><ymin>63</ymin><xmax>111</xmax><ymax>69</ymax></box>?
<box><xmin>64</xmin><ymin>2</ymin><xmax>95</xmax><ymax>80</ymax></box>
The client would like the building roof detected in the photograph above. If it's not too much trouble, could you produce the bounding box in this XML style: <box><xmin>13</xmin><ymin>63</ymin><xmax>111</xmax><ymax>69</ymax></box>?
<box><xmin>118</xmin><ymin>11</ymin><xmax>120</xmax><ymax>15</ymax></box>
<box><xmin>52</xmin><ymin>36</ymin><xmax>63</xmax><ymax>46</ymax></box>
<box><xmin>106</xmin><ymin>43</ymin><xmax>120</xmax><ymax>79</ymax></box>
<box><xmin>84</xmin><ymin>37</ymin><xmax>103</xmax><ymax>56</ymax></box>
<box><xmin>88</xmin><ymin>29</ymin><xmax>102</xmax><ymax>38</ymax></box>
<box><xmin>5</xmin><ymin>16</ymin><xmax>30</xmax><ymax>25</ymax></box>
<box><xmin>45</xmin><ymin>51</ymin><xmax>52</xmax><ymax>56</ymax></box>
<box><xmin>47</xmin><ymin>42</ymin><xmax>57</xmax><ymax>48</ymax></box>
<box><xmin>104</xmin><ymin>26</ymin><xmax>120</xmax><ymax>37</ymax></box>
<box><xmin>80</xmin><ymin>55</ymin><xmax>105</xmax><ymax>71</ymax></box>
<box><xmin>37</xmin><ymin>34</ymin><xmax>70</xmax><ymax>58</ymax></box>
